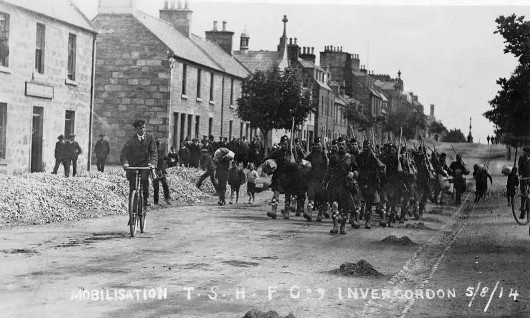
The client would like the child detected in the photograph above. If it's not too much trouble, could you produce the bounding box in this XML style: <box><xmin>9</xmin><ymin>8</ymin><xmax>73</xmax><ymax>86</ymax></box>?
<box><xmin>228</xmin><ymin>161</ymin><xmax>245</xmax><ymax>204</ymax></box>
<box><xmin>506</xmin><ymin>167</ymin><xmax>519</xmax><ymax>206</ymax></box>
<box><xmin>246</xmin><ymin>163</ymin><xmax>259</xmax><ymax>204</ymax></box>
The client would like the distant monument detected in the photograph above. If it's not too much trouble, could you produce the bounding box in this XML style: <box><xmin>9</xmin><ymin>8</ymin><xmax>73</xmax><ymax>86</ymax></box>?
<box><xmin>467</xmin><ymin>117</ymin><xmax>473</xmax><ymax>143</ymax></box>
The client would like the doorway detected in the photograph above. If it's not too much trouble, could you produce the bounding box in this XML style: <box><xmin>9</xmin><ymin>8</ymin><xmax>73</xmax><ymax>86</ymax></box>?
<box><xmin>31</xmin><ymin>106</ymin><xmax>44</xmax><ymax>172</ymax></box>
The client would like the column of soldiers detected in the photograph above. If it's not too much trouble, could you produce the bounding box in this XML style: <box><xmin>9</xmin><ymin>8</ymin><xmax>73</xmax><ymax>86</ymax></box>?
<box><xmin>261</xmin><ymin>135</ymin><xmax>461</xmax><ymax>235</ymax></box>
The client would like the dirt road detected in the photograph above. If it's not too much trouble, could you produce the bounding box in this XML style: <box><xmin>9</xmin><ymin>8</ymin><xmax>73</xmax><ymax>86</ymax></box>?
<box><xmin>1</xmin><ymin>187</ymin><xmax>528</xmax><ymax>318</ymax></box>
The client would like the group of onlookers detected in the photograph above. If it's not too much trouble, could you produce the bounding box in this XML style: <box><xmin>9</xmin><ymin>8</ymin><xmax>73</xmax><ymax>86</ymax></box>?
<box><xmin>52</xmin><ymin>134</ymin><xmax>85</xmax><ymax>177</ymax></box>
<box><xmin>176</xmin><ymin>135</ymin><xmax>265</xmax><ymax>169</ymax></box>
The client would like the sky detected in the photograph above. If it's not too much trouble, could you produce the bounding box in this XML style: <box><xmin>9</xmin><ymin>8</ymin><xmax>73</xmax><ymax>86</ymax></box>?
<box><xmin>74</xmin><ymin>0</ymin><xmax>530</xmax><ymax>144</ymax></box>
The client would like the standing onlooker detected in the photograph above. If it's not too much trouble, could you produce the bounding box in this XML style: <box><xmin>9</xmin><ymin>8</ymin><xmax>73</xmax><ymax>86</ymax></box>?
<box><xmin>153</xmin><ymin>140</ymin><xmax>171</xmax><ymax>206</ymax></box>
<box><xmin>188</xmin><ymin>138</ymin><xmax>201</xmax><ymax>168</ymax></box>
<box><xmin>238</xmin><ymin>136</ymin><xmax>249</xmax><ymax>168</ymax></box>
<box><xmin>246</xmin><ymin>163</ymin><xmax>259</xmax><ymax>204</ymax></box>
<box><xmin>486</xmin><ymin>135</ymin><xmax>490</xmax><ymax>145</ymax></box>
<box><xmin>473</xmin><ymin>164</ymin><xmax>492</xmax><ymax>203</ymax></box>
<box><xmin>215</xmin><ymin>154</ymin><xmax>231</xmax><ymax>206</ymax></box>
<box><xmin>52</xmin><ymin>135</ymin><xmax>68</xmax><ymax>176</ymax></box>
<box><xmin>228</xmin><ymin>161</ymin><xmax>246</xmax><ymax>204</ymax></box>
<box><xmin>178</xmin><ymin>142</ymin><xmax>190</xmax><ymax>167</ymax></box>
<box><xmin>66</xmin><ymin>134</ymin><xmax>82</xmax><ymax>177</ymax></box>
<box><xmin>166</xmin><ymin>145</ymin><xmax>179</xmax><ymax>168</ymax></box>
<box><xmin>506</xmin><ymin>167</ymin><xmax>519</xmax><ymax>206</ymax></box>
<box><xmin>94</xmin><ymin>133</ymin><xmax>110</xmax><ymax>172</ymax></box>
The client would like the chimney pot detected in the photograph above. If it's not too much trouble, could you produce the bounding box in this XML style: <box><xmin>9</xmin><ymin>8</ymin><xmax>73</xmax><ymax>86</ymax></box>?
<box><xmin>289</xmin><ymin>38</ymin><xmax>292</xmax><ymax>45</ymax></box>
<box><xmin>294</xmin><ymin>38</ymin><xmax>297</xmax><ymax>44</ymax></box>
<box><xmin>213</xmin><ymin>21</ymin><xmax>218</xmax><ymax>31</ymax></box>
<box><xmin>177</xmin><ymin>0</ymin><xmax>182</xmax><ymax>9</ymax></box>
<box><xmin>222</xmin><ymin>21</ymin><xmax>227</xmax><ymax>31</ymax></box>
<box><xmin>184</xmin><ymin>0</ymin><xmax>189</xmax><ymax>9</ymax></box>
<box><xmin>311</xmin><ymin>47</ymin><xmax>314</xmax><ymax>54</ymax></box>
<box><xmin>164</xmin><ymin>0</ymin><xmax>169</xmax><ymax>9</ymax></box>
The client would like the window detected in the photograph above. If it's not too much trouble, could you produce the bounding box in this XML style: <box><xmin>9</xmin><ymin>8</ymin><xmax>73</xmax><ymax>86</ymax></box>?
<box><xmin>195</xmin><ymin>115</ymin><xmax>200</xmax><ymax>137</ymax></box>
<box><xmin>0</xmin><ymin>12</ymin><xmax>10</xmax><ymax>67</ymax></box>
<box><xmin>209</xmin><ymin>72</ymin><xmax>214</xmax><ymax>101</ymax></box>
<box><xmin>64</xmin><ymin>110</ymin><xmax>75</xmax><ymax>137</ymax></box>
<box><xmin>196</xmin><ymin>68</ymin><xmax>201</xmax><ymax>98</ymax></box>
<box><xmin>67</xmin><ymin>33</ymin><xmax>76</xmax><ymax>80</ymax></box>
<box><xmin>230</xmin><ymin>78</ymin><xmax>234</xmax><ymax>105</ymax></box>
<box><xmin>0</xmin><ymin>103</ymin><xmax>6</xmax><ymax>159</ymax></box>
<box><xmin>35</xmin><ymin>23</ymin><xmax>45</xmax><ymax>74</ymax></box>
<box><xmin>229</xmin><ymin>120</ymin><xmax>233</xmax><ymax>140</ymax></box>
<box><xmin>181</xmin><ymin>64</ymin><xmax>187</xmax><ymax>95</ymax></box>
<box><xmin>208</xmin><ymin>117</ymin><xmax>213</xmax><ymax>137</ymax></box>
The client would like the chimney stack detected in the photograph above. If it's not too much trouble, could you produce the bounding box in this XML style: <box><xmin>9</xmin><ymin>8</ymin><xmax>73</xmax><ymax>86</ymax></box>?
<box><xmin>206</xmin><ymin>20</ymin><xmax>235</xmax><ymax>55</ymax></box>
<box><xmin>159</xmin><ymin>0</ymin><xmax>193</xmax><ymax>37</ymax></box>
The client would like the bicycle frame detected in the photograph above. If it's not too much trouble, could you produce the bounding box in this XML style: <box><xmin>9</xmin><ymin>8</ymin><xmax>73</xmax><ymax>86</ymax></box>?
<box><xmin>125</xmin><ymin>167</ymin><xmax>154</xmax><ymax>236</ymax></box>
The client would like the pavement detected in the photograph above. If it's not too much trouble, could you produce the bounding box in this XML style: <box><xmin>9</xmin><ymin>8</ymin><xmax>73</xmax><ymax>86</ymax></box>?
<box><xmin>0</xmin><ymin>181</ymin><xmax>529</xmax><ymax>318</ymax></box>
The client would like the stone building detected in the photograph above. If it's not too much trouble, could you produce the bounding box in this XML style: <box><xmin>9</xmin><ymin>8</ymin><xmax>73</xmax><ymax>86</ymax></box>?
<box><xmin>0</xmin><ymin>0</ymin><xmax>96</xmax><ymax>175</ymax></box>
<box><xmin>92</xmin><ymin>0</ymin><xmax>249</xmax><ymax>163</ymax></box>
<box><xmin>321</xmin><ymin>47</ymin><xmax>392</xmax><ymax>142</ymax></box>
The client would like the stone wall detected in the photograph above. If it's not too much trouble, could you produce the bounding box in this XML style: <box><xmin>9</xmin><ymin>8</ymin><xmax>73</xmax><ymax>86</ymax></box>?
<box><xmin>0</xmin><ymin>3</ymin><xmax>94</xmax><ymax>175</ymax></box>
<box><xmin>168</xmin><ymin>59</ymin><xmax>246</xmax><ymax>148</ymax></box>
<box><xmin>92</xmin><ymin>14</ymin><xmax>171</xmax><ymax>163</ymax></box>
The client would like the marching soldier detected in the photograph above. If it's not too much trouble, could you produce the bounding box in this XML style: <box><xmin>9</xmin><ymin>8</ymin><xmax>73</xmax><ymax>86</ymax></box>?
<box><xmin>356</xmin><ymin>140</ymin><xmax>384</xmax><ymax>229</ymax></box>
<box><xmin>262</xmin><ymin>136</ymin><xmax>293</xmax><ymax>219</ymax></box>
<box><xmin>322</xmin><ymin>138</ymin><xmax>360</xmax><ymax>234</ymax></box>
<box><xmin>304</xmin><ymin>137</ymin><xmax>329</xmax><ymax>222</ymax></box>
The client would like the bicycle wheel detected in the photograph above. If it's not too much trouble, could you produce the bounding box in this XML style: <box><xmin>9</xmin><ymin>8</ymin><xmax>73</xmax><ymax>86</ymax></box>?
<box><xmin>512</xmin><ymin>194</ymin><xmax>530</xmax><ymax>225</ymax></box>
<box><xmin>129</xmin><ymin>190</ymin><xmax>138</xmax><ymax>236</ymax></box>
<box><xmin>139</xmin><ymin>192</ymin><xmax>146</xmax><ymax>233</ymax></box>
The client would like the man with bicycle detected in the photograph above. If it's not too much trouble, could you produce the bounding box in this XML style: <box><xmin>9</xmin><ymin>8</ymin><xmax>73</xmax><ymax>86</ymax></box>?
<box><xmin>120</xmin><ymin>119</ymin><xmax>158</xmax><ymax>208</ymax></box>
<box><xmin>518</xmin><ymin>146</ymin><xmax>530</xmax><ymax>219</ymax></box>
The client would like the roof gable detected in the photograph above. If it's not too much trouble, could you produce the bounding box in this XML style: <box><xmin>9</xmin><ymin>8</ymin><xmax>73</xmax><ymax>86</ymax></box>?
<box><xmin>2</xmin><ymin>0</ymin><xmax>96</xmax><ymax>33</ymax></box>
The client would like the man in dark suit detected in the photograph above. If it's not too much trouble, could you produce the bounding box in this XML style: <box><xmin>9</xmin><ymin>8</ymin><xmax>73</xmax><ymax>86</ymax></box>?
<box><xmin>94</xmin><ymin>133</ymin><xmax>110</xmax><ymax>172</ymax></box>
<box><xmin>66</xmin><ymin>134</ymin><xmax>82</xmax><ymax>177</ymax></box>
<box><xmin>52</xmin><ymin>135</ymin><xmax>69</xmax><ymax>176</ymax></box>
<box><xmin>120</xmin><ymin>119</ymin><xmax>158</xmax><ymax>206</ymax></box>
<box><xmin>188</xmin><ymin>138</ymin><xmax>201</xmax><ymax>168</ymax></box>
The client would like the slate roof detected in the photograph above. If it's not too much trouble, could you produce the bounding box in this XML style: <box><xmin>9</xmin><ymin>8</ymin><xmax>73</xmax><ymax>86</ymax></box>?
<box><xmin>190</xmin><ymin>34</ymin><xmax>248</xmax><ymax>78</ymax></box>
<box><xmin>133</xmin><ymin>10</ymin><xmax>221</xmax><ymax>72</ymax></box>
<box><xmin>374</xmin><ymin>79</ymin><xmax>397</xmax><ymax>90</ymax></box>
<box><xmin>1</xmin><ymin>0</ymin><xmax>95</xmax><ymax>33</ymax></box>
<box><xmin>233</xmin><ymin>50</ymin><xmax>283</xmax><ymax>73</ymax></box>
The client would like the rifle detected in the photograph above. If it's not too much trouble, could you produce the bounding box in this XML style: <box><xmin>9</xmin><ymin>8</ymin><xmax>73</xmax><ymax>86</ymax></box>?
<box><xmin>397</xmin><ymin>127</ymin><xmax>403</xmax><ymax>173</ymax></box>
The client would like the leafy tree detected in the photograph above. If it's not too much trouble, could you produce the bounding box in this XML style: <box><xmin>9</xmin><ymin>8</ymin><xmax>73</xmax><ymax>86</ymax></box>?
<box><xmin>343</xmin><ymin>102</ymin><xmax>371</xmax><ymax>132</ymax></box>
<box><xmin>428</xmin><ymin>120</ymin><xmax>448</xmax><ymax>135</ymax></box>
<box><xmin>484</xmin><ymin>14</ymin><xmax>530</xmax><ymax>147</ymax></box>
<box><xmin>383</xmin><ymin>109</ymin><xmax>427</xmax><ymax>140</ymax></box>
<box><xmin>442</xmin><ymin>129</ymin><xmax>466</xmax><ymax>143</ymax></box>
<box><xmin>236</xmin><ymin>67</ymin><xmax>311</xmax><ymax>154</ymax></box>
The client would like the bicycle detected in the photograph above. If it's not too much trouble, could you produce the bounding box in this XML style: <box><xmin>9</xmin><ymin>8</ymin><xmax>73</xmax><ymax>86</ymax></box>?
<box><xmin>512</xmin><ymin>177</ymin><xmax>530</xmax><ymax>226</ymax></box>
<box><xmin>125</xmin><ymin>167</ymin><xmax>155</xmax><ymax>237</ymax></box>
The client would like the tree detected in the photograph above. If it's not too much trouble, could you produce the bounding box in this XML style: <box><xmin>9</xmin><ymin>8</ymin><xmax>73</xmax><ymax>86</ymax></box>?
<box><xmin>343</xmin><ymin>102</ymin><xmax>371</xmax><ymax>132</ymax></box>
<box><xmin>484</xmin><ymin>14</ymin><xmax>530</xmax><ymax>147</ymax></box>
<box><xmin>442</xmin><ymin>129</ymin><xmax>466</xmax><ymax>143</ymax></box>
<box><xmin>236</xmin><ymin>67</ymin><xmax>312</xmax><ymax>154</ymax></box>
<box><xmin>428</xmin><ymin>120</ymin><xmax>448</xmax><ymax>136</ymax></box>
<box><xmin>383</xmin><ymin>109</ymin><xmax>427</xmax><ymax>140</ymax></box>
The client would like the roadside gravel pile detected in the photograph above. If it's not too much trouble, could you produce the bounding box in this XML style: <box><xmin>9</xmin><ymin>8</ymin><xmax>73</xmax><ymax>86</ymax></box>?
<box><xmin>0</xmin><ymin>166</ymin><xmax>213</xmax><ymax>225</ymax></box>
<box><xmin>381</xmin><ymin>235</ymin><xmax>415</xmax><ymax>245</ymax></box>
<box><xmin>331</xmin><ymin>259</ymin><xmax>384</xmax><ymax>278</ymax></box>
<box><xmin>405</xmin><ymin>222</ymin><xmax>431</xmax><ymax>230</ymax></box>
<box><xmin>242</xmin><ymin>309</ymin><xmax>295</xmax><ymax>318</ymax></box>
